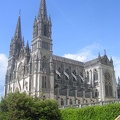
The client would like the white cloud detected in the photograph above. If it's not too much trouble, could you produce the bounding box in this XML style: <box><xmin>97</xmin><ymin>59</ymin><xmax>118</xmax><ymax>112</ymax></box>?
<box><xmin>63</xmin><ymin>43</ymin><xmax>120</xmax><ymax>81</ymax></box>
<box><xmin>64</xmin><ymin>43</ymin><xmax>102</xmax><ymax>62</ymax></box>
<box><xmin>0</xmin><ymin>54</ymin><xmax>7</xmax><ymax>97</ymax></box>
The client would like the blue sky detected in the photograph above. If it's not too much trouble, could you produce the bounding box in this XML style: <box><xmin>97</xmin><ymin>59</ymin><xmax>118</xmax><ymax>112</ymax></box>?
<box><xmin>0</xmin><ymin>0</ymin><xmax>120</xmax><ymax>97</ymax></box>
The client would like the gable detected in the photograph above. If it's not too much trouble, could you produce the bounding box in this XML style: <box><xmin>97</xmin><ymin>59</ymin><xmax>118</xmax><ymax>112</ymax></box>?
<box><xmin>101</xmin><ymin>55</ymin><xmax>111</xmax><ymax>66</ymax></box>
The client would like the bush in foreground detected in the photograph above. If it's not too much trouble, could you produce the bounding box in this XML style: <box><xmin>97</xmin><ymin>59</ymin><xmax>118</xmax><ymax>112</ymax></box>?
<box><xmin>0</xmin><ymin>92</ymin><xmax>61</xmax><ymax>120</ymax></box>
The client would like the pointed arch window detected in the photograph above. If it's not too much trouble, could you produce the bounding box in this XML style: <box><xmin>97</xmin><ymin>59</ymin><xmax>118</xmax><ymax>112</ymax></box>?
<box><xmin>44</xmin><ymin>24</ymin><xmax>47</xmax><ymax>36</ymax></box>
<box><xmin>105</xmin><ymin>83</ymin><xmax>113</xmax><ymax>97</ymax></box>
<box><xmin>105</xmin><ymin>72</ymin><xmax>113</xmax><ymax>97</ymax></box>
<box><xmin>42</xmin><ymin>76</ymin><xmax>47</xmax><ymax>88</ymax></box>
<box><xmin>86</xmin><ymin>71</ymin><xmax>89</xmax><ymax>82</ymax></box>
<box><xmin>42</xmin><ymin>61</ymin><xmax>47</xmax><ymax>70</ymax></box>
<box><xmin>61</xmin><ymin>98</ymin><xmax>64</xmax><ymax>106</ymax></box>
<box><xmin>33</xmin><ymin>23</ymin><xmax>38</xmax><ymax>38</ymax></box>
<box><xmin>93</xmin><ymin>69</ymin><xmax>98</xmax><ymax>81</ymax></box>
<box><xmin>41</xmin><ymin>56</ymin><xmax>47</xmax><ymax>71</ymax></box>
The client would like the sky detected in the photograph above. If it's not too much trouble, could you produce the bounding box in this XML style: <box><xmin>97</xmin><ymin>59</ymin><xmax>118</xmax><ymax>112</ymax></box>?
<box><xmin>0</xmin><ymin>0</ymin><xmax>120</xmax><ymax>97</ymax></box>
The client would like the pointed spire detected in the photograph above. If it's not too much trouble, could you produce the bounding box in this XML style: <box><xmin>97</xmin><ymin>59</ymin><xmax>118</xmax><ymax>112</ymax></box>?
<box><xmin>14</xmin><ymin>15</ymin><xmax>22</xmax><ymax>40</ymax></box>
<box><xmin>110</xmin><ymin>57</ymin><xmax>113</xmax><ymax>64</ymax></box>
<box><xmin>97</xmin><ymin>52</ymin><xmax>101</xmax><ymax>62</ymax></box>
<box><xmin>110</xmin><ymin>57</ymin><xmax>113</xmax><ymax>61</ymax></box>
<box><xmin>104</xmin><ymin>49</ymin><xmax>106</xmax><ymax>56</ymax></box>
<box><xmin>38</xmin><ymin>0</ymin><xmax>48</xmax><ymax>20</ymax></box>
<box><xmin>26</xmin><ymin>40</ymin><xmax>29</xmax><ymax>50</ymax></box>
<box><xmin>25</xmin><ymin>41</ymin><xmax>30</xmax><ymax>58</ymax></box>
<box><xmin>98</xmin><ymin>52</ymin><xmax>101</xmax><ymax>58</ymax></box>
<box><xmin>33</xmin><ymin>16</ymin><xmax>37</xmax><ymax>27</ymax></box>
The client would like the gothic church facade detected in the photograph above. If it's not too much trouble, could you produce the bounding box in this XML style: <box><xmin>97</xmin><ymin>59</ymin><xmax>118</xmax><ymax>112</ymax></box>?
<box><xmin>5</xmin><ymin>0</ymin><xmax>117</xmax><ymax>106</ymax></box>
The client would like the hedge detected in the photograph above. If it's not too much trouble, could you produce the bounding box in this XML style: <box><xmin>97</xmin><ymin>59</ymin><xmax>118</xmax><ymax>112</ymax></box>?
<box><xmin>61</xmin><ymin>103</ymin><xmax>120</xmax><ymax>120</ymax></box>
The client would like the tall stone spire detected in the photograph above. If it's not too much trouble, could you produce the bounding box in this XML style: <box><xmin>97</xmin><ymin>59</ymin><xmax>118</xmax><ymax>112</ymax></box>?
<box><xmin>10</xmin><ymin>15</ymin><xmax>22</xmax><ymax>58</ymax></box>
<box><xmin>25</xmin><ymin>41</ymin><xmax>30</xmax><ymax>64</ymax></box>
<box><xmin>26</xmin><ymin>40</ymin><xmax>30</xmax><ymax>50</ymax></box>
<box><xmin>14</xmin><ymin>15</ymin><xmax>22</xmax><ymax>40</ymax></box>
<box><xmin>38</xmin><ymin>0</ymin><xmax>48</xmax><ymax>20</ymax></box>
<box><xmin>32</xmin><ymin>0</ymin><xmax>52</xmax><ymax>39</ymax></box>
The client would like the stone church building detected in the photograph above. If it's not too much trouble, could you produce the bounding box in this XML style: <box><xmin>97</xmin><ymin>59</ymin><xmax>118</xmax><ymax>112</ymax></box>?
<box><xmin>5</xmin><ymin>0</ymin><xmax>117</xmax><ymax>106</ymax></box>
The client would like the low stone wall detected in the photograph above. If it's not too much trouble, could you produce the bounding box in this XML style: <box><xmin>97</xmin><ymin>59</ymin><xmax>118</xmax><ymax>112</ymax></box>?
<box><xmin>60</xmin><ymin>99</ymin><xmax>120</xmax><ymax>109</ymax></box>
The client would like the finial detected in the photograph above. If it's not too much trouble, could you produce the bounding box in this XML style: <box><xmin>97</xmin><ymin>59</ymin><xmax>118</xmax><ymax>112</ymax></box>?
<box><xmin>104</xmin><ymin>49</ymin><xmax>106</xmax><ymax>55</ymax></box>
<box><xmin>19</xmin><ymin>9</ymin><xmax>21</xmax><ymax>16</ymax></box>
<box><xmin>110</xmin><ymin>57</ymin><xmax>113</xmax><ymax>63</ymax></box>
<box><xmin>98</xmin><ymin>52</ymin><xmax>101</xmax><ymax>62</ymax></box>
<box><xmin>98</xmin><ymin>52</ymin><xmax>101</xmax><ymax>57</ymax></box>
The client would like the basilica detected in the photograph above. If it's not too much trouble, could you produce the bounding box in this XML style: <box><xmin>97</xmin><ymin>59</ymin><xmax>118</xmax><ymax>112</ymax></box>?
<box><xmin>4</xmin><ymin>0</ymin><xmax>118</xmax><ymax>106</ymax></box>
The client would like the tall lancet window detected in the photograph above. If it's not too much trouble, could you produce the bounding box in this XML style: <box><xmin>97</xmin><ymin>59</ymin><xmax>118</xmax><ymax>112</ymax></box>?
<box><xmin>93</xmin><ymin>69</ymin><xmax>98</xmax><ymax>81</ymax></box>
<box><xmin>42</xmin><ymin>76</ymin><xmax>47</xmax><ymax>88</ymax></box>
<box><xmin>61</xmin><ymin>98</ymin><xmax>64</xmax><ymax>106</ymax></box>
<box><xmin>41</xmin><ymin>56</ymin><xmax>47</xmax><ymax>72</ymax></box>
<box><xmin>33</xmin><ymin>25</ymin><xmax>38</xmax><ymax>38</ymax></box>
<box><xmin>44</xmin><ymin>24</ymin><xmax>47</xmax><ymax>36</ymax></box>
<box><xmin>86</xmin><ymin>71</ymin><xmax>89</xmax><ymax>82</ymax></box>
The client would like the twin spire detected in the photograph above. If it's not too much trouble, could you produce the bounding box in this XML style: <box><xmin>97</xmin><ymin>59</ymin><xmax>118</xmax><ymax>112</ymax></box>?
<box><xmin>10</xmin><ymin>0</ymin><xmax>50</xmax><ymax>57</ymax></box>
<box><xmin>14</xmin><ymin>0</ymin><xmax>48</xmax><ymax>40</ymax></box>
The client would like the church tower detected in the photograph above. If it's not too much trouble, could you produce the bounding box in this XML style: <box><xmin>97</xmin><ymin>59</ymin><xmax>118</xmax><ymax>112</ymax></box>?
<box><xmin>32</xmin><ymin>0</ymin><xmax>52</xmax><ymax>52</ymax></box>
<box><xmin>5</xmin><ymin>15</ymin><xmax>23</xmax><ymax>96</ymax></box>
<box><xmin>31</xmin><ymin>0</ymin><xmax>54</xmax><ymax>99</ymax></box>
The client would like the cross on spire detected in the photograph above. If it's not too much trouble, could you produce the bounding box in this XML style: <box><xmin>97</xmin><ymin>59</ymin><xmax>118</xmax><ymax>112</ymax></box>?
<box><xmin>19</xmin><ymin>9</ymin><xmax>21</xmax><ymax>16</ymax></box>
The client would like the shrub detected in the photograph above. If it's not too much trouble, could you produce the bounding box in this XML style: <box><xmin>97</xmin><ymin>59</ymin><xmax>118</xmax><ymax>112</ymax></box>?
<box><xmin>61</xmin><ymin>103</ymin><xmax>120</xmax><ymax>120</ymax></box>
<box><xmin>0</xmin><ymin>92</ymin><xmax>61</xmax><ymax>120</ymax></box>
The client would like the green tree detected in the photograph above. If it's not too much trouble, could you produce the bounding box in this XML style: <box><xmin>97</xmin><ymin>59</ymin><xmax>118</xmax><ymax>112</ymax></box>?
<box><xmin>0</xmin><ymin>92</ymin><xmax>61</xmax><ymax>120</ymax></box>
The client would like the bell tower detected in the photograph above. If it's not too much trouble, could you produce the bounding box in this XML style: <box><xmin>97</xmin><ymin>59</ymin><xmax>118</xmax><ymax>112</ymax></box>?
<box><xmin>32</xmin><ymin>0</ymin><xmax>52</xmax><ymax>53</ymax></box>
<box><xmin>5</xmin><ymin>15</ymin><xmax>23</xmax><ymax>96</ymax></box>
<box><xmin>31</xmin><ymin>0</ymin><xmax>54</xmax><ymax>99</ymax></box>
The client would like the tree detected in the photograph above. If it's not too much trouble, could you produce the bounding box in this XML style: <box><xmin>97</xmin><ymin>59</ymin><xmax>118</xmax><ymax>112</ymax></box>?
<box><xmin>0</xmin><ymin>92</ymin><xmax>61</xmax><ymax>120</ymax></box>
